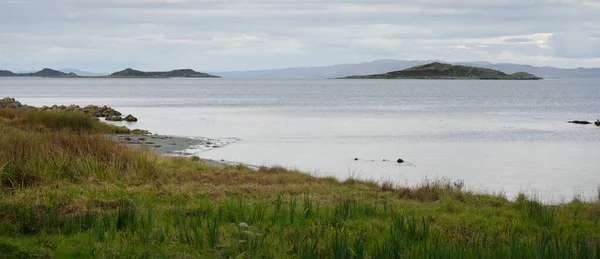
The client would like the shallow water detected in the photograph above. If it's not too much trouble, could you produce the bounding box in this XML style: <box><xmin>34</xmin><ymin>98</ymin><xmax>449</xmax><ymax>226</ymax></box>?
<box><xmin>1</xmin><ymin>77</ymin><xmax>599</xmax><ymax>201</ymax></box>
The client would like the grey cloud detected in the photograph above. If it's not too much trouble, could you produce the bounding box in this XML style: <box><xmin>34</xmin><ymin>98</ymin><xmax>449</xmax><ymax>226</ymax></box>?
<box><xmin>504</xmin><ymin>38</ymin><xmax>536</xmax><ymax>43</ymax></box>
<box><xmin>1</xmin><ymin>0</ymin><xmax>599</xmax><ymax>71</ymax></box>
<box><xmin>549</xmin><ymin>29</ymin><xmax>600</xmax><ymax>58</ymax></box>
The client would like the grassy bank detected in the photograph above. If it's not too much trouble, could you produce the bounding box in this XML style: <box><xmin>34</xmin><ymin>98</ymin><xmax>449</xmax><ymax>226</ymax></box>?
<box><xmin>1</xmin><ymin>108</ymin><xmax>600</xmax><ymax>258</ymax></box>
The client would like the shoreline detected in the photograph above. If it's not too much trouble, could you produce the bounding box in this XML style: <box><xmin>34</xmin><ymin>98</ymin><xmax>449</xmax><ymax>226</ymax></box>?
<box><xmin>108</xmin><ymin>133</ymin><xmax>243</xmax><ymax>168</ymax></box>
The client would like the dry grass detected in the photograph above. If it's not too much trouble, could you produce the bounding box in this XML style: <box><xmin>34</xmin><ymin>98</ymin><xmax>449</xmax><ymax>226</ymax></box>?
<box><xmin>1</xmin><ymin>108</ymin><xmax>600</xmax><ymax>258</ymax></box>
<box><xmin>0</xmin><ymin>109</ymin><xmax>155</xmax><ymax>188</ymax></box>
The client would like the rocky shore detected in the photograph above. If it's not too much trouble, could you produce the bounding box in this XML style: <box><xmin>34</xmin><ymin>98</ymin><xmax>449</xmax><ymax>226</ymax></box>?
<box><xmin>108</xmin><ymin>133</ymin><xmax>236</xmax><ymax>168</ymax></box>
<box><xmin>0</xmin><ymin>97</ymin><xmax>138</xmax><ymax>122</ymax></box>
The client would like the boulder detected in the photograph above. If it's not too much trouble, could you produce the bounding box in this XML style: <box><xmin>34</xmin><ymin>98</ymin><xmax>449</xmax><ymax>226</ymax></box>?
<box><xmin>596</xmin><ymin>120</ymin><xmax>600</xmax><ymax>127</ymax></box>
<box><xmin>0</xmin><ymin>97</ymin><xmax>22</xmax><ymax>109</ymax></box>
<box><xmin>124</xmin><ymin>114</ymin><xmax>138</xmax><ymax>122</ymax></box>
<box><xmin>131</xmin><ymin>129</ymin><xmax>150</xmax><ymax>135</ymax></box>
<box><xmin>568</xmin><ymin>120</ymin><xmax>592</xmax><ymax>125</ymax></box>
<box><xmin>397</xmin><ymin>159</ymin><xmax>405</xmax><ymax>164</ymax></box>
<box><xmin>105</xmin><ymin>116</ymin><xmax>123</xmax><ymax>121</ymax></box>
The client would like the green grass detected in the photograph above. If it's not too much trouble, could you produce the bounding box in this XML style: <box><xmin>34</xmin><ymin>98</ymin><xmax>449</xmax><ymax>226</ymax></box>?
<box><xmin>0</xmin><ymin>109</ymin><xmax>599</xmax><ymax>258</ymax></box>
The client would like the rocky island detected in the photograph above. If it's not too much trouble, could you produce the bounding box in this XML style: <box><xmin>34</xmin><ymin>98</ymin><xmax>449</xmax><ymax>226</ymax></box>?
<box><xmin>0</xmin><ymin>68</ymin><xmax>219</xmax><ymax>78</ymax></box>
<box><xmin>109</xmin><ymin>68</ymin><xmax>220</xmax><ymax>78</ymax></box>
<box><xmin>0</xmin><ymin>68</ymin><xmax>77</xmax><ymax>78</ymax></box>
<box><xmin>342</xmin><ymin>62</ymin><xmax>543</xmax><ymax>80</ymax></box>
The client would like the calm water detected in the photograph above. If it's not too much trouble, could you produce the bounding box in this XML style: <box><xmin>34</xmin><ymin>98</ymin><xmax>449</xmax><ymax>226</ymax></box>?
<box><xmin>1</xmin><ymin>77</ymin><xmax>599</xmax><ymax>201</ymax></box>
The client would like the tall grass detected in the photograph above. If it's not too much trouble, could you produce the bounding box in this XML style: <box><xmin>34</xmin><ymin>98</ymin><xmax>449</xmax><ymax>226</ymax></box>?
<box><xmin>0</xmin><ymin>108</ymin><xmax>599</xmax><ymax>257</ymax></box>
<box><xmin>0</xmin><ymin>109</ymin><xmax>157</xmax><ymax>187</ymax></box>
<box><xmin>0</xmin><ymin>195</ymin><xmax>597</xmax><ymax>258</ymax></box>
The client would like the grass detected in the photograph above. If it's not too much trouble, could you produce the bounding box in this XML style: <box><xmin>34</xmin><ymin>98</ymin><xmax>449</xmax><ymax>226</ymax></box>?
<box><xmin>0</xmin><ymin>108</ymin><xmax>600</xmax><ymax>258</ymax></box>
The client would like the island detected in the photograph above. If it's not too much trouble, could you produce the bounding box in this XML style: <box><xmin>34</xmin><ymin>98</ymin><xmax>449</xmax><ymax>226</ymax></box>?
<box><xmin>0</xmin><ymin>68</ymin><xmax>220</xmax><ymax>78</ymax></box>
<box><xmin>109</xmin><ymin>68</ymin><xmax>220</xmax><ymax>78</ymax></box>
<box><xmin>341</xmin><ymin>62</ymin><xmax>543</xmax><ymax>80</ymax></box>
<box><xmin>0</xmin><ymin>68</ymin><xmax>76</xmax><ymax>78</ymax></box>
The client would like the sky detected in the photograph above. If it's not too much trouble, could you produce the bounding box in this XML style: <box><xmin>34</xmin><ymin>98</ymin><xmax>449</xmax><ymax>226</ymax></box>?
<box><xmin>1</xmin><ymin>0</ymin><xmax>600</xmax><ymax>72</ymax></box>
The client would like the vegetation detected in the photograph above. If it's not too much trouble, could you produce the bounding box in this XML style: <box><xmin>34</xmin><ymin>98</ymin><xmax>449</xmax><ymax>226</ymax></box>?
<box><xmin>0</xmin><ymin>68</ymin><xmax>75</xmax><ymax>78</ymax></box>
<box><xmin>109</xmin><ymin>68</ymin><xmax>220</xmax><ymax>78</ymax></box>
<box><xmin>1</xmin><ymin>108</ymin><xmax>599</xmax><ymax>258</ymax></box>
<box><xmin>343</xmin><ymin>62</ymin><xmax>543</xmax><ymax>80</ymax></box>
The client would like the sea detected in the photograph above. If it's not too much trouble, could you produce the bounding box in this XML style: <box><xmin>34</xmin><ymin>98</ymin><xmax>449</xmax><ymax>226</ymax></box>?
<box><xmin>1</xmin><ymin>77</ymin><xmax>599</xmax><ymax>202</ymax></box>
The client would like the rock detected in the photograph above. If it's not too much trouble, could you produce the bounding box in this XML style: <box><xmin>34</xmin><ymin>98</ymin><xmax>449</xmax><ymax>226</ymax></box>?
<box><xmin>0</xmin><ymin>97</ymin><xmax>23</xmax><ymax>109</ymax></box>
<box><xmin>568</xmin><ymin>120</ymin><xmax>592</xmax><ymax>125</ymax></box>
<box><xmin>131</xmin><ymin>129</ymin><xmax>149</xmax><ymax>135</ymax></box>
<box><xmin>139</xmin><ymin>137</ymin><xmax>146</xmax><ymax>141</ymax></box>
<box><xmin>354</xmin><ymin>158</ymin><xmax>359</xmax><ymax>161</ymax></box>
<box><xmin>397</xmin><ymin>159</ymin><xmax>405</xmax><ymax>164</ymax></box>
<box><xmin>596</xmin><ymin>120</ymin><xmax>600</xmax><ymax>127</ymax></box>
<box><xmin>124</xmin><ymin>114</ymin><xmax>138</xmax><ymax>122</ymax></box>
<box><xmin>105</xmin><ymin>116</ymin><xmax>123</xmax><ymax>121</ymax></box>
<box><xmin>124</xmin><ymin>137</ymin><xmax>132</xmax><ymax>141</ymax></box>
<box><xmin>154</xmin><ymin>145</ymin><xmax>162</xmax><ymax>148</ymax></box>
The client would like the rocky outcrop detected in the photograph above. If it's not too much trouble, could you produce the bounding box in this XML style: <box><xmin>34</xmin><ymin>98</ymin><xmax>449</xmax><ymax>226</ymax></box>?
<box><xmin>0</xmin><ymin>97</ymin><xmax>24</xmax><ymax>109</ymax></box>
<box><xmin>40</xmin><ymin>104</ymin><xmax>122</xmax><ymax>118</ymax></box>
<box><xmin>1</xmin><ymin>97</ymin><xmax>139</xmax><ymax>122</ymax></box>
<box><xmin>124</xmin><ymin>114</ymin><xmax>138</xmax><ymax>122</ymax></box>
<box><xmin>568</xmin><ymin>120</ymin><xmax>593</xmax><ymax>125</ymax></box>
<box><xmin>105</xmin><ymin>116</ymin><xmax>124</xmax><ymax>121</ymax></box>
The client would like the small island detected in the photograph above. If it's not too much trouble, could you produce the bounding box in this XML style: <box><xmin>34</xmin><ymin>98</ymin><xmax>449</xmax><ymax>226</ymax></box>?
<box><xmin>342</xmin><ymin>62</ymin><xmax>543</xmax><ymax>80</ymax></box>
<box><xmin>0</xmin><ymin>68</ymin><xmax>220</xmax><ymax>78</ymax></box>
<box><xmin>0</xmin><ymin>68</ymin><xmax>77</xmax><ymax>78</ymax></box>
<box><xmin>109</xmin><ymin>68</ymin><xmax>220</xmax><ymax>78</ymax></box>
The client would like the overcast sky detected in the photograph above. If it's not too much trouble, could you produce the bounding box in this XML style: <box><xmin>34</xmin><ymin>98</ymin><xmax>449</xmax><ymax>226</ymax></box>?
<box><xmin>1</xmin><ymin>0</ymin><xmax>599</xmax><ymax>72</ymax></box>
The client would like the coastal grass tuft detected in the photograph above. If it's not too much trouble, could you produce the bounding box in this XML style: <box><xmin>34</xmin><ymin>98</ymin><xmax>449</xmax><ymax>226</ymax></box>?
<box><xmin>0</xmin><ymin>109</ymin><xmax>600</xmax><ymax>257</ymax></box>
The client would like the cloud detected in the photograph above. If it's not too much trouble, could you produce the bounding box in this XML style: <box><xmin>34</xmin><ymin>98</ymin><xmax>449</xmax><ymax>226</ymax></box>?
<box><xmin>0</xmin><ymin>0</ymin><xmax>599</xmax><ymax>71</ymax></box>
<box><xmin>548</xmin><ymin>29</ymin><xmax>600</xmax><ymax>58</ymax></box>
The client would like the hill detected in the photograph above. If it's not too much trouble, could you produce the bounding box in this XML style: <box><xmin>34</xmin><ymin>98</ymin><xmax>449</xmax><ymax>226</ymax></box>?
<box><xmin>110</xmin><ymin>68</ymin><xmax>220</xmax><ymax>78</ymax></box>
<box><xmin>213</xmin><ymin>59</ymin><xmax>600</xmax><ymax>79</ymax></box>
<box><xmin>0</xmin><ymin>68</ymin><xmax>76</xmax><ymax>77</ymax></box>
<box><xmin>0</xmin><ymin>70</ymin><xmax>17</xmax><ymax>76</ymax></box>
<box><xmin>27</xmin><ymin>68</ymin><xmax>73</xmax><ymax>77</ymax></box>
<box><xmin>342</xmin><ymin>62</ymin><xmax>542</xmax><ymax>80</ymax></box>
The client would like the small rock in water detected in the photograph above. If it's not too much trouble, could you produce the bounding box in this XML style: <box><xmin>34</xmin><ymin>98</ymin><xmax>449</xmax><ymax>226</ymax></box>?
<box><xmin>397</xmin><ymin>159</ymin><xmax>405</xmax><ymax>164</ymax></box>
<box><xmin>154</xmin><ymin>145</ymin><xmax>162</xmax><ymax>148</ymax></box>
<box><xmin>354</xmin><ymin>158</ymin><xmax>359</xmax><ymax>161</ymax></box>
<box><xmin>595</xmin><ymin>120</ymin><xmax>600</xmax><ymax>126</ymax></box>
<box><xmin>124</xmin><ymin>114</ymin><xmax>138</xmax><ymax>122</ymax></box>
<box><xmin>568</xmin><ymin>120</ymin><xmax>592</xmax><ymax>125</ymax></box>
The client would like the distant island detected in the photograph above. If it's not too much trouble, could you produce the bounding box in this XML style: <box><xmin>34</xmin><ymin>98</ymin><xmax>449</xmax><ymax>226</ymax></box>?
<box><xmin>109</xmin><ymin>68</ymin><xmax>219</xmax><ymax>78</ymax></box>
<box><xmin>0</xmin><ymin>68</ymin><xmax>76</xmax><ymax>78</ymax></box>
<box><xmin>341</xmin><ymin>62</ymin><xmax>543</xmax><ymax>80</ymax></box>
<box><xmin>0</xmin><ymin>68</ymin><xmax>219</xmax><ymax>78</ymax></box>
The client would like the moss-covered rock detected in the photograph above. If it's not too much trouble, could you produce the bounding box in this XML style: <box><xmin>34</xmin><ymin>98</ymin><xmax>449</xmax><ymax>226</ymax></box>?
<box><xmin>131</xmin><ymin>129</ymin><xmax>150</xmax><ymax>135</ymax></box>
<box><xmin>124</xmin><ymin>114</ymin><xmax>138</xmax><ymax>122</ymax></box>
<box><xmin>0</xmin><ymin>97</ymin><xmax>23</xmax><ymax>109</ymax></box>
<box><xmin>105</xmin><ymin>116</ymin><xmax>123</xmax><ymax>122</ymax></box>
